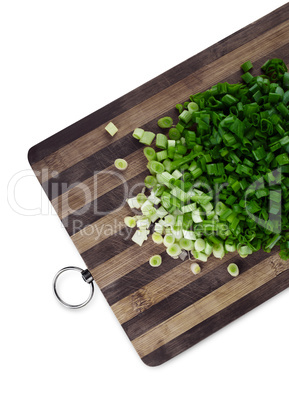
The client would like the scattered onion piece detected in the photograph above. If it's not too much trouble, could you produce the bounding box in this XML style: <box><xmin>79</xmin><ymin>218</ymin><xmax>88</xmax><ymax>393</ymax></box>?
<box><xmin>114</xmin><ymin>158</ymin><xmax>128</xmax><ymax>170</ymax></box>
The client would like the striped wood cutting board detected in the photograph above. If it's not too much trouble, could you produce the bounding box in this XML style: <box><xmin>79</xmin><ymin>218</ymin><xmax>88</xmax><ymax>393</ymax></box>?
<box><xmin>29</xmin><ymin>4</ymin><xmax>289</xmax><ymax>366</ymax></box>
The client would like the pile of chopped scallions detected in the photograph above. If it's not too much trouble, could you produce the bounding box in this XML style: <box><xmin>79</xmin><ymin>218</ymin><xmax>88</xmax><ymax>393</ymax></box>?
<box><xmin>124</xmin><ymin>59</ymin><xmax>289</xmax><ymax>267</ymax></box>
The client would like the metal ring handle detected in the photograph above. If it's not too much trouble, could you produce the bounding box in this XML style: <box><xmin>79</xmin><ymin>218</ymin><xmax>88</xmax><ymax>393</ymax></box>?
<box><xmin>53</xmin><ymin>267</ymin><xmax>94</xmax><ymax>309</ymax></box>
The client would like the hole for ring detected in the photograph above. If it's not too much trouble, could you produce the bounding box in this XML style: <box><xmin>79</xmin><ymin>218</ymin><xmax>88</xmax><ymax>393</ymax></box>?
<box><xmin>53</xmin><ymin>267</ymin><xmax>94</xmax><ymax>309</ymax></box>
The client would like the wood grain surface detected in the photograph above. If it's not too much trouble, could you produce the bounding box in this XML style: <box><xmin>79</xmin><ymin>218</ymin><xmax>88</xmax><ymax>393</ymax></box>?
<box><xmin>29</xmin><ymin>4</ymin><xmax>289</xmax><ymax>366</ymax></box>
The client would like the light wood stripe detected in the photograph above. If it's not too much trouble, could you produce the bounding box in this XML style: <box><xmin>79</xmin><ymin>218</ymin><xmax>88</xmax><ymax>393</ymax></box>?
<box><xmin>52</xmin><ymin>149</ymin><xmax>147</xmax><ymax>220</ymax></box>
<box><xmin>31</xmin><ymin>19</ymin><xmax>289</xmax><ymax>184</ymax></box>
<box><xmin>88</xmin><ymin>238</ymin><xmax>164</xmax><ymax>289</ymax></box>
<box><xmin>132</xmin><ymin>253</ymin><xmax>288</xmax><ymax>358</ymax></box>
<box><xmin>111</xmin><ymin>252</ymin><xmax>235</xmax><ymax>325</ymax></box>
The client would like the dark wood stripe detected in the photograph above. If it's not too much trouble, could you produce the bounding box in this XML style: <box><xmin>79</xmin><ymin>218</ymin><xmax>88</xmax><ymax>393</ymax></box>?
<box><xmin>102</xmin><ymin>251</ymin><xmax>180</xmax><ymax>306</ymax></box>
<box><xmin>141</xmin><ymin>265</ymin><xmax>289</xmax><ymax>367</ymax></box>
<box><xmin>27</xmin><ymin>3</ymin><xmax>289</xmax><ymax>165</ymax></box>
<box><xmin>63</xmin><ymin>171</ymin><xmax>146</xmax><ymax>236</ymax></box>
<box><xmin>81</xmin><ymin>227</ymin><xmax>135</xmax><ymax>269</ymax></box>
<box><xmin>122</xmin><ymin>249</ymin><xmax>277</xmax><ymax>341</ymax></box>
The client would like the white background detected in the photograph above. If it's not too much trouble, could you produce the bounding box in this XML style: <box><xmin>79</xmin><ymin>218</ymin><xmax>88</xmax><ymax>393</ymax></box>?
<box><xmin>1</xmin><ymin>1</ymin><xmax>289</xmax><ymax>401</ymax></box>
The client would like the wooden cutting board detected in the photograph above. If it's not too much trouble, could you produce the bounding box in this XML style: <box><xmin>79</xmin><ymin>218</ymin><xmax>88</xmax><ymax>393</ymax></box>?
<box><xmin>29</xmin><ymin>4</ymin><xmax>289</xmax><ymax>366</ymax></box>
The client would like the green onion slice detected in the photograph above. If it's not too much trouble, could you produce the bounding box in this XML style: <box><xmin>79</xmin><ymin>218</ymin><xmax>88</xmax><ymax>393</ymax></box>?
<box><xmin>152</xmin><ymin>232</ymin><xmax>163</xmax><ymax>244</ymax></box>
<box><xmin>166</xmin><ymin>243</ymin><xmax>182</xmax><ymax>257</ymax></box>
<box><xmin>144</xmin><ymin>147</ymin><xmax>156</xmax><ymax>161</ymax></box>
<box><xmin>124</xmin><ymin>216</ymin><xmax>136</xmax><ymax>228</ymax></box>
<box><xmin>158</xmin><ymin>116</ymin><xmax>173</xmax><ymax>129</ymax></box>
<box><xmin>190</xmin><ymin>262</ymin><xmax>201</xmax><ymax>275</ymax></box>
<box><xmin>114</xmin><ymin>158</ymin><xmax>128</xmax><ymax>170</ymax></box>
<box><xmin>149</xmin><ymin>254</ymin><xmax>162</xmax><ymax>267</ymax></box>
<box><xmin>194</xmin><ymin>238</ymin><xmax>205</xmax><ymax>252</ymax></box>
<box><xmin>163</xmin><ymin>234</ymin><xmax>175</xmax><ymax>247</ymax></box>
<box><xmin>227</xmin><ymin>263</ymin><xmax>239</xmax><ymax>277</ymax></box>
<box><xmin>105</xmin><ymin>122</ymin><xmax>118</xmax><ymax>136</ymax></box>
<box><xmin>179</xmin><ymin>238</ymin><xmax>194</xmax><ymax>251</ymax></box>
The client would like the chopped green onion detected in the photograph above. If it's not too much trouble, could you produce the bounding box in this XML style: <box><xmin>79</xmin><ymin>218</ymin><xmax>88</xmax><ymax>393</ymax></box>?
<box><xmin>124</xmin><ymin>216</ymin><xmax>136</xmax><ymax>228</ymax></box>
<box><xmin>172</xmin><ymin>169</ymin><xmax>183</xmax><ymax>179</ymax></box>
<box><xmin>239</xmin><ymin>254</ymin><xmax>248</xmax><ymax>258</ymax></box>
<box><xmin>166</xmin><ymin>243</ymin><xmax>182</xmax><ymax>257</ymax></box>
<box><xmin>114</xmin><ymin>158</ymin><xmax>128</xmax><ymax>170</ymax></box>
<box><xmin>156</xmin><ymin>133</ymin><xmax>168</xmax><ymax>149</ymax></box>
<box><xmin>154</xmin><ymin>222</ymin><xmax>164</xmax><ymax>234</ymax></box>
<box><xmin>179</xmin><ymin>110</ymin><xmax>192</xmax><ymax>124</ymax></box>
<box><xmin>194</xmin><ymin>238</ymin><xmax>205</xmax><ymax>252</ymax></box>
<box><xmin>192</xmin><ymin>251</ymin><xmax>208</xmax><ymax>262</ymax></box>
<box><xmin>276</xmin><ymin>153</ymin><xmax>289</xmax><ymax>165</ymax></box>
<box><xmin>241</xmin><ymin>60</ymin><xmax>253</xmax><ymax>73</ymax></box>
<box><xmin>130</xmin><ymin>58</ymin><xmax>289</xmax><ymax>264</ymax></box>
<box><xmin>175</xmin><ymin>103</ymin><xmax>183</xmax><ymax>113</ymax></box>
<box><xmin>182</xmin><ymin>230</ymin><xmax>197</xmax><ymax>240</ymax></box>
<box><xmin>158</xmin><ymin>116</ymin><xmax>173</xmax><ymax>128</ymax></box>
<box><xmin>156</xmin><ymin>206</ymin><xmax>168</xmax><ymax>218</ymax></box>
<box><xmin>227</xmin><ymin>263</ymin><xmax>239</xmax><ymax>277</ymax></box>
<box><xmin>179</xmin><ymin>238</ymin><xmax>194</xmax><ymax>251</ymax></box>
<box><xmin>187</xmin><ymin>102</ymin><xmax>199</xmax><ymax>113</ymax></box>
<box><xmin>204</xmin><ymin>240</ymin><xmax>213</xmax><ymax>256</ymax></box>
<box><xmin>156</xmin><ymin>150</ymin><xmax>168</xmax><ymax>161</ymax></box>
<box><xmin>136</xmin><ymin>193</ymin><xmax>147</xmax><ymax>205</ymax></box>
<box><xmin>136</xmin><ymin>216</ymin><xmax>151</xmax><ymax>229</ymax></box>
<box><xmin>144</xmin><ymin>175</ymin><xmax>157</xmax><ymax>188</ymax></box>
<box><xmin>164</xmin><ymin>214</ymin><xmax>176</xmax><ymax>226</ymax></box>
<box><xmin>148</xmin><ymin>193</ymin><xmax>161</xmax><ymax>205</ymax></box>
<box><xmin>105</xmin><ymin>122</ymin><xmax>118</xmax><ymax>136</ymax></box>
<box><xmin>127</xmin><ymin>197</ymin><xmax>141</xmax><ymax>210</ymax></box>
<box><xmin>237</xmin><ymin>244</ymin><xmax>253</xmax><ymax>256</ymax></box>
<box><xmin>131</xmin><ymin>229</ymin><xmax>149</xmax><ymax>246</ymax></box>
<box><xmin>225</xmin><ymin>239</ymin><xmax>236</xmax><ymax>252</ymax></box>
<box><xmin>190</xmin><ymin>262</ymin><xmax>201</xmax><ymax>275</ymax></box>
<box><xmin>192</xmin><ymin>208</ymin><xmax>204</xmax><ymax>223</ymax></box>
<box><xmin>149</xmin><ymin>254</ymin><xmax>162</xmax><ymax>267</ymax></box>
<box><xmin>152</xmin><ymin>232</ymin><xmax>163</xmax><ymax>244</ymax></box>
<box><xmin>212</xmin><ymin>243</ymin><xmax>225</xmax><ymax>259</ymax></box>
<box><xmin>167</xmin><ymin>139</ymin><xmax>176</xmax><ymax>158</ymax></box>
<box><xmin>144</xmin><ymin>147</ymin><xmax>156</xmax><ymax>161</ymax></box>
<box><xmin>163</xmin><ymin>233</ymin><xmax>175</xmax><ymax>247</ymax></box>
<box><xmin>149</xmin><ymin>160</ymin><xmax>165</xmax><ymax>174</ymax></box>
<box><xmin>141</xmin><ymin>200</ymin><xmax>156</xmax><ymax>216</ymax></box>
<box><xmin>139</xmin><ymin>131</ymin><xmax>155</xmax><ymax>145</ymax></box>
<box><xmin>241</xmin><ymin>72</ymin><xmax>254</xmax><ymax>84</ymax></box>
<box><xmin>169</xmin><ymin>128</ymin><xmax>181</xmax><ymax>140</ymax></box>
<box><xmin>132</xmin><ymin>127</ymin><xmax>144</xmax><ymax>140</ymax></box>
